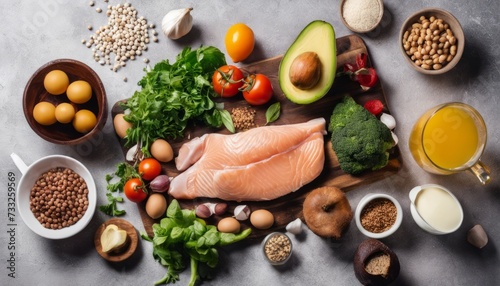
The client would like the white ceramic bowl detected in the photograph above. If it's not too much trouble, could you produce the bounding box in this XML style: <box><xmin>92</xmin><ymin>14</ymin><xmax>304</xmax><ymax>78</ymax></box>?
<box><xmin>355</xmin><ymin>193</ymin><xmax>403</xmax><ymax>239</ymax></box>
<box><xmin>409</xmin><ymin>184</ymin><xmax>463</xmax><ymax>235</ymax></box>
<box><xmin>12</xmin><ymin>153</ymin><xmax>96</xmax><ymax>239</ymax></box>
<box><xmin>340</xmin><ymin>0</ymin><xmax>384</xmax><ymax>33</ymax></box>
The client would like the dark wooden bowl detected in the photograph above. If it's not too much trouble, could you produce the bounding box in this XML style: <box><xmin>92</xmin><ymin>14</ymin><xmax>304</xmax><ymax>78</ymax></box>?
<box><xmin>23</xmin><ymin>59</ymin><xmax>107</xmax><ymax>145</ymax></box>
<box><xmin>94</xmin><ymin>218</ymin><xmax>138</xmax><ymax>262</ymax></box>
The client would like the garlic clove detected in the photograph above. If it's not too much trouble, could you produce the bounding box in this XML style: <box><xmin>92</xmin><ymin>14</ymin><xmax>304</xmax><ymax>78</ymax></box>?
<box><xmin>162</xmin><ymin>8</ymin><xmax>193</xmax><ymax>40</ymax></box>
<box><xmin>380</xmin><ymin>113</ymin><xmax>396</xmax><ymax>130</ymax></box>
<box><xmin>195</xmin><ymin>204</ymin><xmax>212</xmax><ymax>219</ymax></box>
<box><xmin>101</xmin><ymin>224</ymin><xmax>128</xmax><ymax>253</ymax></box>
<box><xmin>286</xmin><ymin>218</ymin><xmax>303</xmax><ymax>235</ymax></box>
<box><xmin>234</xmin><ymin>205</ymin><xmax>251</xmax><ymax>221</ymax></box>
<box><xmin>125</xmin><ymin>144</ymin><xmax>139</xmax><ymax>161</ymax></box>
<box><xmin>391</xmin><ymin>131</ymin><xmax>399</xmax><ymax>146</ymax></box>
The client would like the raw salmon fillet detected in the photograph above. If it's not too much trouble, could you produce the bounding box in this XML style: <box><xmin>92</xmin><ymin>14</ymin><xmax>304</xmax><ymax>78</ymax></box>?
<box><xmin>169</xmin><ymin>118</ymin><xmax>327</xmax><ymax>201</ymax></box>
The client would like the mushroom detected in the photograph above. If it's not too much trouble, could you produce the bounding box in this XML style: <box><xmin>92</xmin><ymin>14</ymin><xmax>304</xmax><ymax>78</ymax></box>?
<box><xmin>303</xmin><ymin>186</ymin><xmax>353</xmax><ymax>239</ymax></box>
<box><xmin>353</xmin><ymin>239</ymin><xmax>400</xmax><ymax>286</ymax></box>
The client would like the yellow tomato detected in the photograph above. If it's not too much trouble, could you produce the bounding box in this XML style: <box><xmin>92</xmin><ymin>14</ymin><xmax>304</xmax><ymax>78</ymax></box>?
<box><xmin>55</xmin><ymin>102</ymin><xmax>76</xmax><ymax>124</ymax></box>
<box><xmin>67</xmin><ymin>80</ymin><xmax>92</xmax><ymax>104</ymax></box>
<box><xmin>72</xmin><ymin>109</ymin><xmax>97</xmax><ymax>133</ymax></box>
<box><xmin>33</xmin><ymin>101</ymin><xmax>57</xmax><ymax>125</ymax></box>
<box><xmin>43</xmin><ymin>70</ymin><xmax>69</xmax><ymax>95</ymax></box>
<box><xmin>225</xmin><ymin>23</ymin><xmax>255</xmax><ymax>62</ymax></box>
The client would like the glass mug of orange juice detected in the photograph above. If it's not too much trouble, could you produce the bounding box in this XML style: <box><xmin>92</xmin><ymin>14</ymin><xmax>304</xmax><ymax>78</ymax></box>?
<box><xmin>409</xmin><ymin>102</ymin><xmax>490</xmax><ymax>184</ymax></box>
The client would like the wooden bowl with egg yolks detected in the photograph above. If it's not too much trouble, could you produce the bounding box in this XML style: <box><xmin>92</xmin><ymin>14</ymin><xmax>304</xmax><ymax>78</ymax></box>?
<box><xmin>23</xmin><ymin>59</ymin><xmax>107</xmax><ymax>145</ymax></box>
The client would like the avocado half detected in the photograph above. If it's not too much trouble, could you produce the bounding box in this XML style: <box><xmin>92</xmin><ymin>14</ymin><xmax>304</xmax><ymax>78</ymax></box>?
<box><xmin>279</xmin><ymin>21</ymin><xmax>337</xmax><ymax>104</ymax></box>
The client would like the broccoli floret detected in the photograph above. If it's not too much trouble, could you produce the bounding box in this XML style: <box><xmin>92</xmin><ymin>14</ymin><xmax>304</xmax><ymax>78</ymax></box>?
<box><xmin>329</xmin><ymin>96</ymin><xmax>394</xmax><ymax>175</ymax></box>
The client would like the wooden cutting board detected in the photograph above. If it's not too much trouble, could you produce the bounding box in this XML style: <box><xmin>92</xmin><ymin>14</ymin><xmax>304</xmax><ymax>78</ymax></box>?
<box><xmin>112</xmin><ymin>34</ymin><xmax>401</xmax><ymax>240</ymax></box>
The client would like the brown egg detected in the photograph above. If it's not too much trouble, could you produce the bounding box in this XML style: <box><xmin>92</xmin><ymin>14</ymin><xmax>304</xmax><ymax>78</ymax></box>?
<box><xmin>250</xmin><ymin>209</ymin><xmax>274</xmax><ymax>230</ymax></box>
<box><xmin>113</xmin><ymin>114</ymin><xmax>132</xmax><ymax>139</ymax></box>
<box><xmin>150</xmin><ymin>139</ymin><xmax>174</xmax><ymax>162</ymax></box>
<box><xmin>43</xmin><ymin>70</ymin><xmax>69</xmax><ymax>95</ymax></box>
<box><xmin>217</xmin><ymin>217</ymin><xmax>241</xmax><ymax>233</ymax></box>
<box><xmin>67</xmin><ymin>80</ymin><xmax>92</xmax><ymax>104</ymax></box>
<box><xmin>145</xmin><ymin>193</ymin><xmax>167</xmax><ymax>219</ymax></box>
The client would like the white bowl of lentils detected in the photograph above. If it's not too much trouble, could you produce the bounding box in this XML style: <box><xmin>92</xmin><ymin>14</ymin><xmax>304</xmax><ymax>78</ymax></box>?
<box><xmin>14</xmin><ymin>154</ymin><xmax>96</xmax><ymax>239</ymax></box>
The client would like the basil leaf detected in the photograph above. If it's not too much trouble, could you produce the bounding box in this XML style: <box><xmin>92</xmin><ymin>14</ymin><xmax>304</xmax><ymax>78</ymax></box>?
<box><xmin>265</xmin><ymin>102</ymin><xmax>281</xmax><ymax>125</ymax></box>
<box><xmin>219</xmin><ymin>109</ymin><xmax>235</xmax><ymax>133</ymax></box>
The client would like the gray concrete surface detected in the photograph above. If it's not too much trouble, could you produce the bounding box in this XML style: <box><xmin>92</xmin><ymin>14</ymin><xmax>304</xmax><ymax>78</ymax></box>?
<box><xmin>1</xmin><ymin>0</ymin><xmax>499</xmax><ymax>285</ymax></box>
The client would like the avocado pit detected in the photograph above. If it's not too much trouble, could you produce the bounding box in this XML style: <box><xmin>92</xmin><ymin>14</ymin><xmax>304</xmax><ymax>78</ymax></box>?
<box><xmin>289</xmin><ymin>52</ymin><xmax>322</xmax><ymax>90</ymax></box>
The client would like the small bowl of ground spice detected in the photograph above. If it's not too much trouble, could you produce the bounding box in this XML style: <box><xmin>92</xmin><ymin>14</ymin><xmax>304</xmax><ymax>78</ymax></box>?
<box><xmin>340</xmin><ymin>0</ymin><xmax>384</xmax><ymax>33</ymax></box>
<box><xmin>261</xmin><ymin>232</ymin><xmax>293</xmax><ymax>265</ymax></box>
<box><xmin>355</xmin><ymin>193</ymin><xmax>402</xmax><ymax>239</ymax></box>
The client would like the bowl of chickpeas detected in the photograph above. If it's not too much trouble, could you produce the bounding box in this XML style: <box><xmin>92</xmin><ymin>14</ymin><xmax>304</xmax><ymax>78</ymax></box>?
<box><xmin>23</xmin><ymin>59</ymin><xmax>107</xmax><ymax>145</ymax></box>
<box><xmin>12</xmin><ymin>153</ymin><xmax>97</xmax><ymax>239</ymax></box>
<box><xmin>400</xmin><ymin>8</ymin><xmax>465</xmax><ymax>74</ymax></box>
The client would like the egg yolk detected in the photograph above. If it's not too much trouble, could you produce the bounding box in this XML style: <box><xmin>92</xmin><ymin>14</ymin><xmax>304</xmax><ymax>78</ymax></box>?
<box><xmin>43</xmin><ymin>70</ymin><xmax>69</xmax><ymax>95</ymax></box>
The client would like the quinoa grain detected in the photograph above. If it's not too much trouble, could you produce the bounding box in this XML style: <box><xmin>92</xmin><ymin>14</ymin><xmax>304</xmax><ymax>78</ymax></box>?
<box><xmin>231</xmin><ymin>107</ymin><xmax>257</xmax><ymax>131</ymax></box>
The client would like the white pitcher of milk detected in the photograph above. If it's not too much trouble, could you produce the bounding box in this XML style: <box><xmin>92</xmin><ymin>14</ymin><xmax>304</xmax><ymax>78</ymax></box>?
<box><xmin>409</xmin><ymin>184</ymin><xmax>464</xmax><ymax>235</ymax></box>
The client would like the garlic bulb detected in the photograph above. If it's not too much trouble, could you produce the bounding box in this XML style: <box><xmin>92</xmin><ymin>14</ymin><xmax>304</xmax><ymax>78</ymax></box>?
<box><xmin>162</xmin><ymin>8</ymin><xmax>193</xmax><ymax>40</ymax></box>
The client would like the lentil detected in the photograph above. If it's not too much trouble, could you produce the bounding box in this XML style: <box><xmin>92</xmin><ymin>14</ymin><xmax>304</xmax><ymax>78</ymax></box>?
<box><xmin>231</xmin><ymin>107</ymin><xmax>257</xmax><ymax>131</ymax></box>
<box><xmin>360</xmin><ymin>198</ymin><xmax>397</xmax><ymax>233</ymax></box>
<box><xmin>264</xmin><ymin>234</ymin><xmax>291</xmax><ymax>263</ymax></box>
<box><xmin>30</xmin><ymin>167</ymin><xmax>89</xmax><ymax>230</ymax></box>
<box><xmin>402</xmin><ymin>15</ymin><xmax>457</xmax><ymax>70</ymax></box>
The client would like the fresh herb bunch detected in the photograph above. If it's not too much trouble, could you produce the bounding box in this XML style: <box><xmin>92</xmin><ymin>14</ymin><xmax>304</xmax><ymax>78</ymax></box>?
<box><xmin>100</xmin><ymin>162</ymin><xmax>142</xmax><ymax>216</ymax></box>
<box><xmin>142</xmin><ymin>200</ymin><xmax>251</xmax><ymax>286</ymax></box>
<box><xmin>122</xmin><ymin>46</ymin><xmax>230</xmax><ymax>156</ymax></box>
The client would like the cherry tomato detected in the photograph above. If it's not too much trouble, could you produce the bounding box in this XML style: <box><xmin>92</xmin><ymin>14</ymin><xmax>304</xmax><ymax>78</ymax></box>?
<box><xmin>364</xmin><ymin>99</ymin><xmax>384</xmax><ymax>116</ymax></box>
<box><xmin>124</xmin><ymin>178</ymin><xmax>147</xmax><ymax>203</ymax></box>
<box><xmin>242</xmin><ymin>74</ymin><xmax>273</xmax><ymax>105</ymax></box>
<box><xmin>139</xmin><ymin>158</ymin><xmax>162</xmax><ymax>181</ymax></box>
<box><xmin>225</xmin><ymin>23</ymin><xmax>255</xmax><ymax>62</ymax></box>
<box><xmin>212</xmin><ymin>65</ymin><xmax>244</xmax><ymax>97</ymax></box>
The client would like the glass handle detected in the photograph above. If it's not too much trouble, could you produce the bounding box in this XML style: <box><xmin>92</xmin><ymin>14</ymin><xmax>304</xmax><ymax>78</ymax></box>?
<box><xmin>469</xmin><ymin>160</ymin><xmax>491</xmax><ymax>185</ymax></box>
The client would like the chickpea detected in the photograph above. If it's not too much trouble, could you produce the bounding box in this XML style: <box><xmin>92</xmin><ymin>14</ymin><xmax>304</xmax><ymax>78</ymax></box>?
<box><xmin>402</xmin><ymin>15</ymin><xmax>458</xmax><ymax>70</ymax></box>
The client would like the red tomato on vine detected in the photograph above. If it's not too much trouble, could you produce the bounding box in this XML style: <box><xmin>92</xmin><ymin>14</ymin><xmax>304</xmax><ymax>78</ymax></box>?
<box><xmin>241</xmin><ymin>74</ymin><xmax>273</xmax><ymax>105</ymax></box>
<box><xmin>212</xmin><ymin>65</ymin><xmax>244</xmax><ymax>97</ymax></box>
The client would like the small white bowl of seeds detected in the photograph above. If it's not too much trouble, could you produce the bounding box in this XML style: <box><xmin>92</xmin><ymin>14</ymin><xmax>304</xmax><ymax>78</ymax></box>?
<box><xmin>12</xmin><ymin>153</ymin><xmax>97</xmax><ymax>239</ymax></box>
<box><xmin>261</xmin><ymin>232</ymin><xmax>293</xmax><ymax>265</ymax></box>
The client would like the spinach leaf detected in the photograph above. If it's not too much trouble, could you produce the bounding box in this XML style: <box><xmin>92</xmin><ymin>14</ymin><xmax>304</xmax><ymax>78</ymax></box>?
<box><xmin>142</xmin><ymin>199</ymin><xmax>251</xmax><ymax>286</ymax></box>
